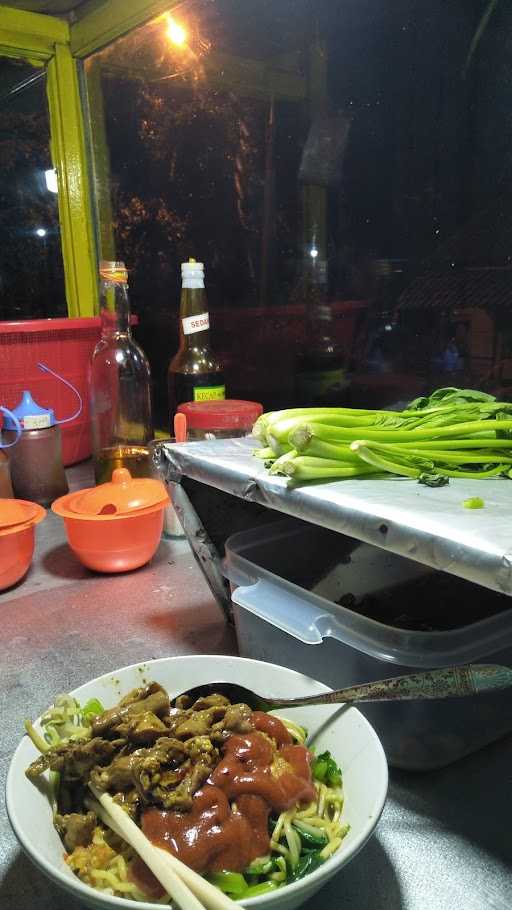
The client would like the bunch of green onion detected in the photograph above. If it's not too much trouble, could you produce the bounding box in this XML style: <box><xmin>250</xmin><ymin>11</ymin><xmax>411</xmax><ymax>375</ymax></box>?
<box><xmin>252</xmin><ymin>387</ymin><xmax>512</xmax><ymax>485</ymax></box>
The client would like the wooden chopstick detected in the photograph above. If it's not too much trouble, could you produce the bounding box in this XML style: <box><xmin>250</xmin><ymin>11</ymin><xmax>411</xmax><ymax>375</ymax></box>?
<box><xmin>88</xmin><ymin>786</ymin><xmax>204</xmax><ymax>910</ymax></box>
<box><xmin>87</xmin><ymin>786</ymin><xmax>236</xmax><ymax>910</ymax></box>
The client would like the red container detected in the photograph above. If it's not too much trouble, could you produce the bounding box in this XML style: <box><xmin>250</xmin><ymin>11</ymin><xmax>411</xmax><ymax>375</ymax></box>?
<box><xmin>0</xmin><ymin>318</ymin><xmax>101</xmax><ymax>466</ymax></box>
<box><xmin>177</xmin><ymin>399</ymin><xmax>263</xmax><ymax>439</ymax></box>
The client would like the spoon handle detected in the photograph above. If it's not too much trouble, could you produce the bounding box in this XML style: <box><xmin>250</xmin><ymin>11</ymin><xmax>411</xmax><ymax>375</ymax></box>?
<box><xmin>268</xmin><ymin>664</ymin><xmax>512</xmax><ymax>708</ymax></box>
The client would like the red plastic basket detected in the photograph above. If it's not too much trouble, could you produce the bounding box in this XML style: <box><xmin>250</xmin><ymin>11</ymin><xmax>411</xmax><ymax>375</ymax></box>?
<box><xmin>0</xmin><ymin>318</ymin><xmax>102</xmax><ymax>466</ymax></box>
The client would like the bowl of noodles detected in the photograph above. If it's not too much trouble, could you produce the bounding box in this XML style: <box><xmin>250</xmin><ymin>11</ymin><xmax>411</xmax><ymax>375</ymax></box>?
<box><xmin>7</xmin><ymin>655</ymin><xmax>388</xmax><ymax>910</ymax></box>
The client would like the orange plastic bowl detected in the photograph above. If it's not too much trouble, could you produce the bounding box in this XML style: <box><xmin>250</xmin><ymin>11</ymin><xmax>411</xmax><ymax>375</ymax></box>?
<box><xmin>52</xmin><ymin>493</ymin><xmax>167</xmax><ymax>573</ymax></box>
<box><xmin>0</xmin><ymin>504</ymin><xmax>46</xmax><ymax>591</ymax></box>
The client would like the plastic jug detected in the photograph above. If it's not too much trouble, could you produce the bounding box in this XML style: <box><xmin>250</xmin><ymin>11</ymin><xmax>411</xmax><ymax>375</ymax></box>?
<box><xmin>2</xmin><ymin>364</ymin><xmax>82</xmax><ymax>506</ymax></box>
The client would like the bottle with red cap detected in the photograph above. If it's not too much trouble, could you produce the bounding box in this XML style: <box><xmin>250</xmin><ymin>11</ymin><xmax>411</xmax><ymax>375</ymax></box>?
<box><xmin>167</xmin><ymin>259</ymin><xmax>225</xmax><ymax>427</ymax></box>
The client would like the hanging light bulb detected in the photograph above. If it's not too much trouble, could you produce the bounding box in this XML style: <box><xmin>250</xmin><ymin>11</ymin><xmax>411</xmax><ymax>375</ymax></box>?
<box><xmin>166</xmin><ymin>14</ymin><xmax>187</xmax><ymax>46</ymax></box>
<box><xmin>44</xmin><ymin>168</ymin><xmax>58</xmax><ymax>193</ymax></box>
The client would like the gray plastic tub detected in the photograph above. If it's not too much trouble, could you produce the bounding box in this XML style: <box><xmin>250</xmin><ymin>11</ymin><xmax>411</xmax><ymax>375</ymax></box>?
<box><xmin>223</xmin><ymin>518</ymin><xmax>512</xmax><ymax>770</ymax></box>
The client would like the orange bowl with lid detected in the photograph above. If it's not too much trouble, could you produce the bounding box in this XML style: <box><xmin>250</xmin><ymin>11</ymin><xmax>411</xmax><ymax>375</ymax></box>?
<box><xmin>0</xmin><ymin>499</ymin><xmax>46</xmax><ymax>591</ymax></box>
<box><xmin>51</xmin><ymin>468</ymin><xmax>169</xmax><ymax>573</ymax></box>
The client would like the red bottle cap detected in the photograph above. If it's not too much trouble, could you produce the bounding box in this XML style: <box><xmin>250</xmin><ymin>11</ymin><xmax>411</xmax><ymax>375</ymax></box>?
<box><xmin>177</xmin><ymin>400</ymin><xmax>263</xmax><ymax>431</ymax></box>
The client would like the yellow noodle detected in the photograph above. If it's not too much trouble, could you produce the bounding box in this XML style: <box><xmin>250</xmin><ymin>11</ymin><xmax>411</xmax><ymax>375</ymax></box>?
<box><xmin>296</xmin><ymin>817</ymin><xmax>329</xmax><ymax>831</ymax></box>
<box><xmin>317</xmin><ymin>782</ymin><xmax>326</xmax><ymax>818</ymax></box>
<box><xmin>283</xmin><ymin>815</ymin><xmax>301</xmax><ymax>869</ymax></box>
<box><xmin>270</xmin><ymin>856</ymin><xmax>287</xmax><ymax>882</ymax></box>
<box><xmin>272</xmin><ymin>810</ymin><xmax>287</xmax><ymax>844</ymax></box>
<box><xmin>269</xmin><ymin>776</ymin><xmax>349</xmax><ymax>879</ymax></box>
<box><xmin>270</xmin><ymin>840</ymin><xmax>290</xmax><ymax>860</ymax></box>
<box><xmin>319</xmin><ymin>837</ymin><xmax>342</xmax><ymax>860</ymax></box>
<box><xmin>280</xmin><ymin>718</ymin><xmax>307</xmax><ymax>744</ymax></box>
<box><xmin>91</xmin><ymin>870</ymin><xmax>138</xmax><ymax>892</ymax></box>
<box><xmin>295</xmin><ymin>804</ymin><xmax>317</xmax><ymax>819</ymax></box>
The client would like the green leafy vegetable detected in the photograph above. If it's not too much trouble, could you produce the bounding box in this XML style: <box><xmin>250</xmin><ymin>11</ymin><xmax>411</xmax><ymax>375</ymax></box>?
<box><xmin>243</xmin><ymin>881</ymin><xmax>280</xmax><ymax>898</ymax></box>
<box><xmin>246</xmin><ymin>856</ymin><xmax>280</xmax><ymax>876</ymax></box>
<box><xmin>81</xmin><ymin>698</ymin><xmax>105</xmax><ymax>719</ymax></box>
<box><xmin>253</xmin><ymin>389</ymin><xmax>512</xmax><ymax>487</ymax></box>
<box><xmin>292</xmin><ymin>821</ymin><xmax>328</xmax><ymax>848</ymax></box>
<box><xmin>288</xmin><ymin>850</ymin><xmax>324</xmax><ymax>882</ymax></box>
<box><xmin>311</xmin><ymin>750</ymin><xmax>342</xmax><ymax>787</ymax></box>
<box><xmin>208</xmin><ymin>870</ymin><xmax>280</xmax><ymax>900</ymax></box>
<box><xmin>407</xmin><ymin>387</ymin><xmax>497</xmax><ymax>410</ymax></box>
<box><xmin>418</xmin><ymin>473</ymin><xmax>450</xmax><ymax>488</ymax></box>
<box><xmin>463</xmin><ymin>497</ymin><xmax>485</xmax><ymax>509</ymax></box>
<box><xmin>207</xmin><ymin>872</ymin><xmax>248</xmax><ymax>897</ymax></box>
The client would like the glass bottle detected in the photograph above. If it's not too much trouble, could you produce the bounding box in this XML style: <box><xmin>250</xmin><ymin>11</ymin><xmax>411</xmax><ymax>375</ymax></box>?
<box><xmin>295</xmin><ymin>255</ymin><xmax>347</xmax><ymax>406</ymax></box>
<box><xmin>167</xmin><ymin>259</ymin><xmax>225</xmax><ymax>426</ymax></box>
<box><xmin>90</xmin><ymin>261</ymin><xmax>153</xmax><ymax>485</ymax></box>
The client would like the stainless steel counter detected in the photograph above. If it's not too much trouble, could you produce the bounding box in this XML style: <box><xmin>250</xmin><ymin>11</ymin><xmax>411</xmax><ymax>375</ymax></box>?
<box><xmin>1</xmin><ymin>464</ymin><xmax>511</xmax><ymax>909</ymax></box>
<box><xmin>159</xmin><ymin>436</ymin><xmax>512</xmax><ymax>596</ymax></box>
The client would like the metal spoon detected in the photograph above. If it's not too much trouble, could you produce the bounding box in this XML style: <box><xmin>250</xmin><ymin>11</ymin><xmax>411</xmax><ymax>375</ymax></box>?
<box><xmin>175</xmin><ymin>664</ymin><xmax>512</xmax><ymax>711</ymax></box>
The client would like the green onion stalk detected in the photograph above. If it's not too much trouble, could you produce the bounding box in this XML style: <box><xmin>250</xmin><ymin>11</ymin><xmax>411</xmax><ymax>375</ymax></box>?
<box><xmin>267</xmin><ymin>414</ymin><xmax>393</xmax><ymax>456</ymax></box>
<box><xmin>252</xmin><ymin>407</ymin><xmax>390</xmax><ymax>444</ymax></box>
<box><xmin>351</xmin><ymin>442</ymin><xmax>509</xmax><ymax>480</ymax></box>
<box><xmin>291</xmin><ymin>419</ymin><xmax>512</xmax><ymax>447</ymax></box>
<box><xmin>270</xmin><ymin>455</ymin><xmax>378</xmax><ymax>482</ymax></box>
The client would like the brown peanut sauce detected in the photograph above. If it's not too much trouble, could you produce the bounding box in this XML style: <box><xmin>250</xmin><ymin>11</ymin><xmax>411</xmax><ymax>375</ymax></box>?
<box><xmin>140</xmin><ymin>712</ymin><xmax>315</xmax><ymax>875</ymax></box>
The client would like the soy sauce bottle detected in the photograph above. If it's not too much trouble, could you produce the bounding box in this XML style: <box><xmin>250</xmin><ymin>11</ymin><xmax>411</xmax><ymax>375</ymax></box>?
<box><xmin>167</xmin><ymin>259</ymin><xmax>225</xmax><ymax>425</ymax></box>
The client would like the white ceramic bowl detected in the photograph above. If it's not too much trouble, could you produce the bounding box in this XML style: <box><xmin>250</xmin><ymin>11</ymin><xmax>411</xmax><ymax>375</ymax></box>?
<box><xmin>7</xmin><ymin>655</ymin><xmax>388</xmax><ymax>910</ymax></box>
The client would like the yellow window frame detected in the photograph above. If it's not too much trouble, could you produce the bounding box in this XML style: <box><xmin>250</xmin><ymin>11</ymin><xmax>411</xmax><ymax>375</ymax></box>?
<box><xmin>47</xmin><ymin>44</ymin><xmax>98</xmax><ymax>316</ymax></box>
<box><xmin>0</xmin><ymin>0</ymin><xmax>180</xmax><ymax>317</ymax></box>
<box><xmin>0</xmin><ymin>5</ymin><xmax>67</xmax><ymax>60</ymax></box>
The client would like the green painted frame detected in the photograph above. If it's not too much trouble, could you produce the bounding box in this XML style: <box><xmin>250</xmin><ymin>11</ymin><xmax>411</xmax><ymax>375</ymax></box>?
<box><xmin>71</xmin><ymin>0</ymin><xmax>181</xmax><ymax>58</ymax></box>
<box><xmin>0</xmin><ymin>5</ymin><xmax>98</xmax><ymax>315</ymax></box>
<box><xmin>47</xmin><ymin>44</ymin><xmax>98</xmax><ymax>316</ymax></box>
<box><xmin>0</xmin><ymin>5</ymin><xmax>68</xmax><ymax>60</ymax></box>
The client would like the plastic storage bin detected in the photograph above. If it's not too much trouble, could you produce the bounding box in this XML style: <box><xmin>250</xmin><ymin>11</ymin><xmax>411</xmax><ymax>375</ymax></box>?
<box><xmin>223</xmin><ymin>518</ymin><xmax>512</xmax><ymax>770</ymax></box>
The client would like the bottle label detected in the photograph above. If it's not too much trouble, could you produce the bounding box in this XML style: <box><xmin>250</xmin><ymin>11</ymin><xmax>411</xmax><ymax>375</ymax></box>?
<box><xmin>193</xmin><ymin>385</ymin><xmax>226</xmax><ymax>402</ymax></box>
<box><xmin>182</xmin><ymin>312</ymin><xmax>210</xmax><ymax>335</ymax></box>
<box><xmin>22</xmin><ymin>414</ymin><xmax>52</xmax><ymax>429</ymax></box>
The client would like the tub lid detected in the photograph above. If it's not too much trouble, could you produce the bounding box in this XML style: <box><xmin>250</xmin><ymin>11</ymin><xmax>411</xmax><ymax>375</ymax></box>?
<box><xmin>69</xmin><ymin>468</ymin><xmax>168</xmax><ymax>516</ymax></box>
<box><xmin>0</xmin><ymin>498</ymin><xmax>45</xmax><ymax>529</ymax></box>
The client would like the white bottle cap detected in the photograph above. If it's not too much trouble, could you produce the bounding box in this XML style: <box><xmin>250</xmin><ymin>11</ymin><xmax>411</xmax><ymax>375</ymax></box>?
<box><xmin>181</xmin><ymin>258</ymin><xmax>204</xmax><ymax>278</ymax></box>
<box><xmin>181</xmin><ymin>258</ymin><xmax>205</xmax><ymax>288</ymax></box>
